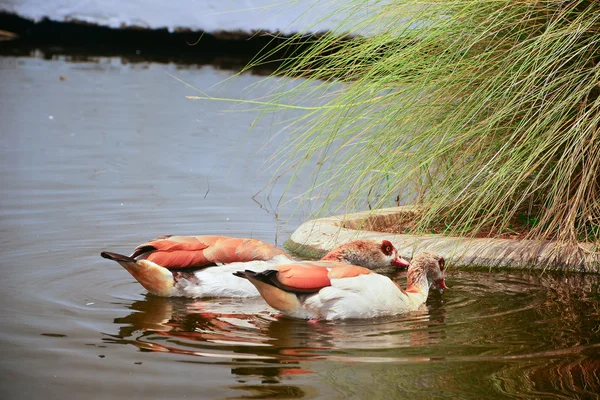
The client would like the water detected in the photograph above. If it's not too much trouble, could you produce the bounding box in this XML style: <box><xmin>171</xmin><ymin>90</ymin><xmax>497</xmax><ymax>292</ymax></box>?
<box><xmin>1</xmin><ymin>55</ymin><xmax>599</xmax><ymax>400</ymax></box>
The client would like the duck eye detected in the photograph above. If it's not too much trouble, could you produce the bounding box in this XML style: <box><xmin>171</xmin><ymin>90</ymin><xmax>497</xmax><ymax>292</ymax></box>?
<box><xmin>439</xmin><ymin>257</ymin><xmax>445</xmax><ymax>270</ymax></box>
<box><xmin>381</xmin><ymin>240</ymin><xmax>394</xmax><ymax>255</ymax></box>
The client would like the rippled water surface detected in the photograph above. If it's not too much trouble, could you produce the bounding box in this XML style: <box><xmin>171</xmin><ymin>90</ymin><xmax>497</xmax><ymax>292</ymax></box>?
<box><xmin>1</xmin><ymin>56</ymin><xmax>599</xmax><ymax>400</ymax></box>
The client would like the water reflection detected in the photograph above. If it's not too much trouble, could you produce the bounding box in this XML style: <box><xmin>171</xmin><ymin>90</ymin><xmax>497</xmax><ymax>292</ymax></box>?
<box><xmin>106</xmin><ymin>281</ymin><xmax>449</xmax><ymax>363</ymax></box>
<box><xmin>101</xmin><ymin>270</ymin><xmax>600</xmax><ymax>399</ymax></box>
<box><xmin>490</xmin><ymin>348</ymin><xmax>600</xmax><ymax>399</ymax></box>
<box><xmin>225</xmin><ymin>384</ymin><xmax>316</xmax><ymax>400</ymax></box>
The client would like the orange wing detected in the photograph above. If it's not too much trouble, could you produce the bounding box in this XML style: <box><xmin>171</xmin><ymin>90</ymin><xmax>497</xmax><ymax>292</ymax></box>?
<box><xmin>205</xmin><ymin>237</ymin><xmax>289</xmax><ymax>264</ymax></box>
<box><xmin>275</xmin><ymin>263</ymin><xmax>332</xmax><ymax>292</ymax></box>
<box><xmin>261</xmin><ymin>261</ymin><xmax>372</xmax><ymax>293</ymax></box>
<box><xmin>133</xmin><ymin>235</ymin><xmax>289</xmax><ymax>270</ymax></box>
<box><xmin>327</xmin><ymin>264</ymin><xmax>372</xmax><ymax>279</ymax></box>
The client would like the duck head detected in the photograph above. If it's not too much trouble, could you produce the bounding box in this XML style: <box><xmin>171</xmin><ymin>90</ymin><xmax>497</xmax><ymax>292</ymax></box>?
<box><xmin>407</xmin><ymin>251</ymin><xmax>448</xmax><ymax>291</ymax></box>
<box><xmin>321</xmin><ymin>239</ymin><xmax>410</xmax><ymax>269</ymax></box>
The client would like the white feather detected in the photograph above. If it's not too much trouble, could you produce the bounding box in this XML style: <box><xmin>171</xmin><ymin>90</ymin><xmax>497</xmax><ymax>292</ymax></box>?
<box><xmin>301</xmin><ymin>274</ymin><xmax>418</xmax><ymax>320</ymax></box>
<box><xmin>172</xmin><ymin>255</ymin><xmax>291</xmax><ymax>298</ymax></box>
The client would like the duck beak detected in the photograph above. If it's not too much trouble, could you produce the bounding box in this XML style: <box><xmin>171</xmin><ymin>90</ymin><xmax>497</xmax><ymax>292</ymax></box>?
<box><xmin>435</xmin><ymin>278</ymin><xmax>448</xmax><ymax>290</ymax></box>
<box><xmin>393</xmin><ymin>256</ymin><xmax>410</xmax><ymax>268</ymax></box>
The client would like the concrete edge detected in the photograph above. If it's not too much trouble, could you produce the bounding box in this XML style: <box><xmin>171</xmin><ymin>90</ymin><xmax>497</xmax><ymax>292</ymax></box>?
<box><xmin>284</xmin><ymin>206</ymin><xmax>600</xmax><ymax>273</ymax></box>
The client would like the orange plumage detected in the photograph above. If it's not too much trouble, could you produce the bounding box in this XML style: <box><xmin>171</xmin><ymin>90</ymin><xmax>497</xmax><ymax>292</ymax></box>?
<box><xmin>275</xmin><ymin>264</ymin><xmax>332</xmax><ymax>291</ymax></box>
<box><xmin>132</xmin><ymin>235</ymin><xmax>289</xmax><ymax>270</ymax></box>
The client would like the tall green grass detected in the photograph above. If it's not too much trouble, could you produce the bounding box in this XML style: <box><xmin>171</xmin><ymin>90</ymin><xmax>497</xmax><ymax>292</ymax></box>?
<box><xmin>248</xmin><ymin>0</ymin><xmax>599</xmax><ymax>246</ymax></box>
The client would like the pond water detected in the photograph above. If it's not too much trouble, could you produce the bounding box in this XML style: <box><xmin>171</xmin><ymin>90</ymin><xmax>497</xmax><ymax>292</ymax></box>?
<box><xmin>1</xmin><ymin>55</ymin><xmax>599</xmax><ymax>400</ymax></box>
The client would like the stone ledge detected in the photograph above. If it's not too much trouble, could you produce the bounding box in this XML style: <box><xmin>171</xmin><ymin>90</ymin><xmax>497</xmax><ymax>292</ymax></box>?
<box><xmin>285</xmin><ymin>206</ymin><xmax>600</xmax><ymax>273</ymax></box>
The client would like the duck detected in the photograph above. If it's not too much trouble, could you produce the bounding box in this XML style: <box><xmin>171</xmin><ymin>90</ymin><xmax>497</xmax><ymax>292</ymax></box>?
<box><xmin>234</xmin><ymin>251</ymin><xmax>447</xmax><ymax>320</ymax></box>
<box><xmin>100</xmin><ymin>235</ymin><xmax>409</xmax><ymax>298</ymax></box>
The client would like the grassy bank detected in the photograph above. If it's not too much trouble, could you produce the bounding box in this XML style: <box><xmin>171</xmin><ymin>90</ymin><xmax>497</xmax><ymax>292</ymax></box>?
<box><xmin>249</xmin><ymin>0</ymin><xmax>599</xmax><ymax>249</ymax></box>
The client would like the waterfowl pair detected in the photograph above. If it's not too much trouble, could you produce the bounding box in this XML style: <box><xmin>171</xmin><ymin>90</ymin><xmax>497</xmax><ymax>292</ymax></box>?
<box><xmin>101</xmin><ymin>235</ymin><xmax>409</xmax><ymax>298</ymax></box>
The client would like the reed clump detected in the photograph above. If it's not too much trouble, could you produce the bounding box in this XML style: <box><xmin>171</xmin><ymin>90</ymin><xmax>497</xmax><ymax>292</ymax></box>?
<box><xmin>250</xmin><ymin>0</ymin><xmax>600</xmax><ymax>247</ymax></box>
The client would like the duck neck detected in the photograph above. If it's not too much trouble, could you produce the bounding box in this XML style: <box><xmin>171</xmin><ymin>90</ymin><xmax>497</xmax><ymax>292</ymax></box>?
<box><xmin>404</xmin><ymin>267</ymin><xmax>430</xmax><ymax>304</ymax></box>
<box><xmin>321</xmin><ymin>247</ymin><xmax>375</xmax><ymax>269</ymax></box>
<box><xmin>321</xmin><ymin>248</ymin><xmax>359</xmax><ymax>264</ymax></box>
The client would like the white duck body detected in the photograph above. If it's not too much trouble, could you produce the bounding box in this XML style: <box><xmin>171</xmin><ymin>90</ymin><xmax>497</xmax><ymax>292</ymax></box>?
<box><xmin>236</xmin><ymin>252</ymin><xmax>447</xmax><ymax>320</ymax></box>
<box><xmin>297</xmin><ymin>272</ymin><xmax>429</xmax><ymax>320</ymax></box>
<box><xmin>172</xmin><ymin>255</ymin><xmax>292</xmax><ymax>298</ymax></box>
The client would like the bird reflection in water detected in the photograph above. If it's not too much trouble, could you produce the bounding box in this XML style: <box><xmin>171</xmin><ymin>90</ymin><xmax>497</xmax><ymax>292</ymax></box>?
<box><xmin>105</xmin><ymin>295</ymin><xmax>318</xmax><ymax>382</ymax></box>
<box><xmin>104</xmin><ymin>282</ymin><xmax>447</xmax><ymax>390</ymax></box>
<box><xmin>108</xmin><ymin>288</ymin><xmax>446</xmax><ymax>346</ymax></box>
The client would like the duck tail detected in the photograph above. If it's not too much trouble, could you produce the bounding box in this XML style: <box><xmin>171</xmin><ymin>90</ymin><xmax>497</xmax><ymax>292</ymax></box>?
<box><xmin>233</xmin><ymin>269</ymin><xmax>278</xmax><ymax>285</ymax></box>
<box><xmin>233</xmin><ymin>269</ymin><xmax>301</xmax><ymax>313</ymax></box>
<box><xmin>100</xmin><ymin>251</ymin><xmax>135</xmax><ymax>263</ymax></box>
<box><xmin>101</xmin><ymin>251</ymin><xmax>174</xmax><ymax>297</ymax></box>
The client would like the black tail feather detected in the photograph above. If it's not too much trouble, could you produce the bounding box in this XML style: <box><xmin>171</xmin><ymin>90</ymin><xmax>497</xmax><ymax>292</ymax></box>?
<box><xmin>233</xmin><ymin>269</ymin><xmax>278</xmax><ymax>282</ymax></box>
<box><xmin>100</xmin><ymin>251</ymin><xmax>135</xmax><ymax>263</ymax></box>
<box><xmin>130</xmin><ymin>245</ymin><xmax>157</xmax><ymax>259</ymax></box>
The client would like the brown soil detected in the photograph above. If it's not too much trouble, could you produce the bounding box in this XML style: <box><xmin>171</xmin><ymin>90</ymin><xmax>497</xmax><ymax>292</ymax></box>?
<box><xmin>367</xmin><ymin>213</ymin><xmax>534</xmax><ymax>240</ymax></box>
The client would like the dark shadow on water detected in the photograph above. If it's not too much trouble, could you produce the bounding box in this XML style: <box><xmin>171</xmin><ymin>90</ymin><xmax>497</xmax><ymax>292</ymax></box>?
<box><xmin>0</xmin><ymin>11</ymin><xmax>332</xmax><ymax>75</ymax></box>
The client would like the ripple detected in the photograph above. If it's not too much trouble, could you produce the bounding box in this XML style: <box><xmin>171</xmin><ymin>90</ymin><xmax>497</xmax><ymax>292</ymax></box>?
<box><xmin>3</xmin><ymin>56</ymin><xmax>600</xmax><ymax>400</ymax></box>
<box><xmin>81</xmin><ymin>269</ymin><xmax>600</xmax><ymax>398</ymax></box>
